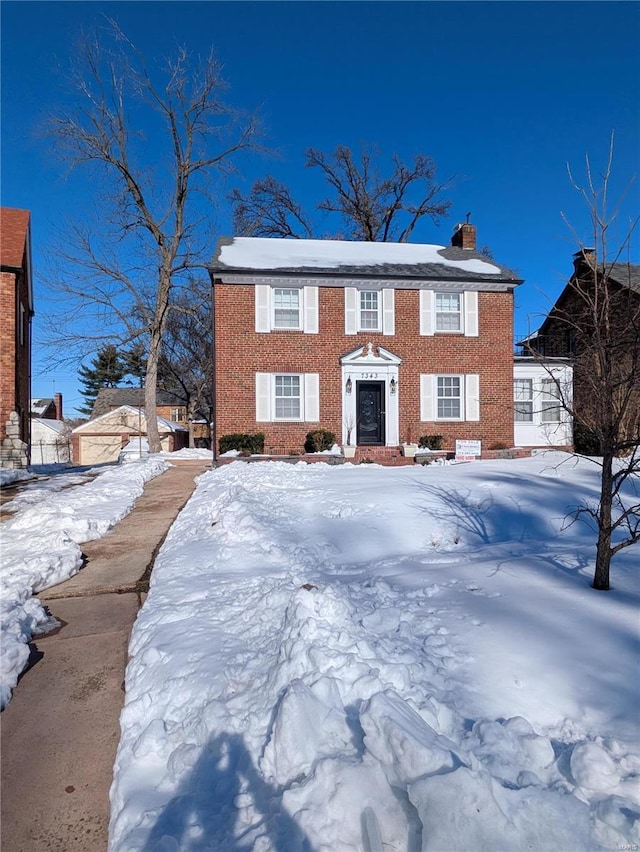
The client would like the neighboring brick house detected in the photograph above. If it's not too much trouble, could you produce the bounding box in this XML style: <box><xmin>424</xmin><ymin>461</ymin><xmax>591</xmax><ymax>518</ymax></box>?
<box><xmin>523</xmin><ymin>249</ymin><xmax>640</xmax><ymax>451</ymax></box>
<box><xmin>1</xmin><ymin>208</ymin><xmax>33</xmax><ymax>469</ymax></box>
<box><xmin>208</xmin><ymin>224</ymin><xmax>523</xmax><ymax>458</ymax></box>
<box><xmin>91</xmin><ymin>387</ymin><xmax>210</xmax><ymax>446</ymax></box>
<box><xmin>30</xmin><ymin>393</ymin><xmax>64</xmax><ymax>420</ymax></box>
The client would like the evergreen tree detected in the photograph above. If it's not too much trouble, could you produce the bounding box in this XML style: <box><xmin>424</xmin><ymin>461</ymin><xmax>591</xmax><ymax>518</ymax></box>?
<box><xmin>77</xmin><ymin>344</ymin><xmax>125</xmax><ymax>416</ymax></box>
<box><xmin>122</xmin><ymin>342</ymin><xmax>147</xmax><ymax>388</ymax></box>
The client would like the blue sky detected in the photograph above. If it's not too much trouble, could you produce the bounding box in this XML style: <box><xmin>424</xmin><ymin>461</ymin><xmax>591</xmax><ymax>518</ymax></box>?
<box><xmin>2</xmin><ymin>1</ymin><xmax>639</xmax><ymax>416</ymax></box>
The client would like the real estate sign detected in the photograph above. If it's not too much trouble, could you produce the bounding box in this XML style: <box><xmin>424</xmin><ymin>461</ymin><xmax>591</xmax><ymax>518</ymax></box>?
<box><xmin>455</xmin><ymin>439</ymin><xmax>481</xmax><ymax>460</ymax></box>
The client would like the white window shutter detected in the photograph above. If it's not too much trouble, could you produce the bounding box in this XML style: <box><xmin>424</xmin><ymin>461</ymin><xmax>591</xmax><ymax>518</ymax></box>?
<box><xmin>382</xmin><ymin>288</ymin><xmax>395</xmax><ymax>335</ymax></box>
<box><xmin>255</xmin><ymin>285</ymin><xmax>271</xmax><ymax>333</ymax></box>
<box><xmin>420</xmin><ymin>374</ymin><xmax>435</xmax><ymax>421</ymax></box>
<box><xmin>256</xmin><ymin>373</ymin><xmax>271</xmax><ymax>421</ymax></box>
<box><xmin>465</xmin><ymin>374</ymin><xmax>480</xmax><ymax>421</ymax></box>
<box><xmin>464</xmin><ymin>291</ymin><xmax>479</xmax><ymax>337</ymax></box>
<box><xmin>345</xmin><ymin>287</ymin><xmax>358</xmax><ymax>334</ymax></box>
<box><xmin>304</xmin><ymin>374</ymin><xmax>320</xmax><ymax>422</ymax></box>
<box><xmin>302</xmin><ymin>286</ymin><xmax>319</xmax><ymax>334</ymax></box>
<box><xmin>419</xmin><ymin>290</ymin><xmax>435</xmax><ymax>336</ymax></box>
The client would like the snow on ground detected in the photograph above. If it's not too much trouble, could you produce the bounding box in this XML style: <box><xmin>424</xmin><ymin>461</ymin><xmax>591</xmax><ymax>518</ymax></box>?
<box><xmin>0</xmin><ymin>457</ymin><xmax>168</xmax><ymax>709</ymax></box>
<box><xmin>109</xmin><ymin>453</ymin><xmax>639</xmax><ymax>851</ymax></box>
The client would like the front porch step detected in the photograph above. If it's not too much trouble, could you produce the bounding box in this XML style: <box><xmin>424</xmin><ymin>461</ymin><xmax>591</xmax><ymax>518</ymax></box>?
<box><xmin>352</xmin><ymin>446</ymin><xmax>414</xmax><ymax>465</ymax></box>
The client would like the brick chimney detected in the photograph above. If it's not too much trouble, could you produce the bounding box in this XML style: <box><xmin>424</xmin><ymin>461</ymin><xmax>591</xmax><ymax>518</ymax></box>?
<box><xmin>451</xmin><ymin>221</ymin><xmax>477</xmax><ymax>251</ymax></box>
<box><xmin>54</xmin><ymin>392</ymin><xmax>63</xmax><ymax>421</ymax></box>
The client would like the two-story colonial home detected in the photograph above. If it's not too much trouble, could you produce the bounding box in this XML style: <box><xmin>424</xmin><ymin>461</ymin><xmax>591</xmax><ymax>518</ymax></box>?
<box><xmin>208</xmin><ymin>223</ymin><xmax>524</xmax><ymax>460</ymax></box>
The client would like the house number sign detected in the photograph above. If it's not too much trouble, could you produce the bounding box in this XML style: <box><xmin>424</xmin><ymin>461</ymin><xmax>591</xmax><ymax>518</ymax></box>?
<box><xmin>361</xmin><ymin>372</ymin><xmax>380</xmax><ymax>378</ymax></box>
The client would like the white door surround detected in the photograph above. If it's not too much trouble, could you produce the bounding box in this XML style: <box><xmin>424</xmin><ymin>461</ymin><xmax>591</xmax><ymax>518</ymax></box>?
<box><xmin>340</xmin><ymin>343</ymin><xmax>401</xmax><ymax>446</ymax></box>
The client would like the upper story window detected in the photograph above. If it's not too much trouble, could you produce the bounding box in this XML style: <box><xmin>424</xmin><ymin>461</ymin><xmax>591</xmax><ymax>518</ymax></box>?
<box><xmin>420</xmin><ymin>290</ymin><xmax>478</xmax><ymax>337</ymax></box>
<box><xmin>435</xmin><ymin>293</ymin><xmax>462</xmax><ymax>332</ymax></box>
<box><xmin>514</xmin><ymin>379</ymin><xmax>533</xmax><ymax>422</ymax></box>
<box><xmin>255</xmin><ymin>285</ymin><xmax>318</xmax><ymax>334</ymax></box>
<box><xmin>359</xmin><ymin>291</ymin><xmax>380</xmax><ymax>331</ymax></box>
<box><xmin>170</xmin><ymin>407</ymin><xmax>186</xmax><ymax>422</ymax></box>
<box><xmin>345</xmin><ymin>287</ymin><xmax>394</xmax><ymax>335</ymax></box>
<box><xmin>273</xmin><ymin>288</ymin><xmax>301</xmax><ymax>329</ymax></box>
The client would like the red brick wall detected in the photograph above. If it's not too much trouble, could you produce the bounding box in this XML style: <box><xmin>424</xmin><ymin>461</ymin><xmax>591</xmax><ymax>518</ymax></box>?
<box><xmin>214</xmin><ymin>282</ymin><xmax>515</xmax><ymax>454</ymax></box>
<box><xmin>0</xmin><ymin>269</ymin><xmax>30</xmax><ymax>445</ymax></box>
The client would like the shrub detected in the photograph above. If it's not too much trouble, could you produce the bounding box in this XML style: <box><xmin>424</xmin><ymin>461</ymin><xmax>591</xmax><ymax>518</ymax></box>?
<box><xmin>419</xmin><ymin>435</ymin><xmax>443</xmax><ymax>450</ymax></box>
<box><xmin>304</xmin><ymin>429</ymin><xmax>336</xmax><ymax>453</ymax></box>
<box><xmin>219</xmin><ymin>432</ymin><xmax>265</xmax><ymax>455</ymax></box>
<box><xmin>573</xmin><ymin>423</ymin><xmax>601</xmax><ymax>455</ymax></box>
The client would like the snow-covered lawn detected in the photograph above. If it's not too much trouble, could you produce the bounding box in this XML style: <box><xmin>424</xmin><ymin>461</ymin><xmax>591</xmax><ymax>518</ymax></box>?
<box><xmin>0</xmin><ymin>457</ymin><xmax>169</xmax><ymax>708</ymax></box>
<box><xmin>109</xmin><ymin>453</ymin><xmax>639</xmax><ymax>851</ymax></box>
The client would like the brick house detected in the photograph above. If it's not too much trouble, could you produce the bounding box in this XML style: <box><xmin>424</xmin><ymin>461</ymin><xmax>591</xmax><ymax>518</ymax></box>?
<box><xmin>523</xmin><ymin>249</ymin><xmax>640</xmax><ymax>452</ymax></box>
<box><xmin>208</xmin><ymin>224</ymin><xmax>523</xmax><ymax>459</ymax></box>
<box><xmin>1</xmin><ymin>208</ymin><xmax>33</xmax><ymax>469</ymax></box>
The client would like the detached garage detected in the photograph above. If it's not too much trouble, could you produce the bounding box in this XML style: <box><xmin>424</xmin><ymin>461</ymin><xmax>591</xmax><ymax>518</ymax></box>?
<box><xmin>71</xmin><ymin>405</ymin><xmax>188</xmax><ymax>465</ymax></box>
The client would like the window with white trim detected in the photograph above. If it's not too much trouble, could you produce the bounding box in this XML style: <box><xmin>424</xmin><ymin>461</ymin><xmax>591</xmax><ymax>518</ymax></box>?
<box><xmin>541</xmin><ymin>378</ymin><xmax>562</xmax><ymax>422</ymax></box>
<box><xmin>435</xmin><ymin>293</ymin><xmax>462</xmax><ymax>332</ymax></box>
<box><xmin>170</xmin><ymin>407</ymin><xmax>186</xmax><ymax>422</ymax></box>
<box><xmin>419</xmin><ymin>290</ymin><xmax>478</xmax><ymax>337</ymax></box>
<box><xmin>273</xmin><ymin>288</ymin><xmax>301</xmax><ymax>329</ymax></box>
<box><xmin>255</xmin><ymin>285</ymin><xmax>318</xmax><ymax>333</ymax></box>
<box><xmin>275</xmin><ymin>375</ymin><xmax>301</xmax><ymax>419</ymax></box>
<box><xmin>420</xmin><ymin>373</ymin><xmax>480</xmax><ymax>422</ymax></box>
<box><xmin>437</xmin><ymin>376</ymin><xmax>462</xmax><ymax>419</ymax></box>
<box><xmin>256</xmin><ymin>373</ymin><xmax>320</xmax><ymax>423</ymax></box>
<box><xmin>514</xmin><ymin>379</ymin><xmax>533</xmax><ymax>422</ymax></box>
<box><xmin>359</xmin><ymin>291</ymin><xmax>380</xmax><ymax>330</ymax></box>
<box><xmin>345</xmin><ymin>287</ymin><xmax>394</xmax><ymax>335</ymax></box>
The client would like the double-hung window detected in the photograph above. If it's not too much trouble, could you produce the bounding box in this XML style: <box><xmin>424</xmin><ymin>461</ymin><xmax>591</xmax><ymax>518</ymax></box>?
<box><xmin>514</xmin><ymin>379</ymin><xmax>533</xmax><ymax>422</ymax></box>
<box><xmin>437</xmin><ymin>376</ymin><xmax>462</xmax><ymax>419</ymax></box>
<box><xmin>256</xmin><ymin>373</ymin><xmax>319</xmax><ymax>423</ymax></box>
<box><xmin>435</xmin><ymin>293</ymin><xmax>462</xmax><ymax>332</ymax></box>
<box><xmin>359</xmin><ymin>291</ymin><xmax>380</xmax><ymax>331</ymax></box>
<box><xmin>420</xmin><ymin>373</ymin><xmax>480</xmax><ymax>422</ymax></box>
<box><xmin>541</xmin><ymin>378</ymin><xmax>562</xmax><ymax>422</ymax></box>
<box><xmin>273</xmin><ymin>288</ymin><xmax>301</xmax><ymax>329</ymax></box>
<box><xmin>274</xmin><ymin>375</ymin><xmax>301</xmax><ymax>420</ymax></box>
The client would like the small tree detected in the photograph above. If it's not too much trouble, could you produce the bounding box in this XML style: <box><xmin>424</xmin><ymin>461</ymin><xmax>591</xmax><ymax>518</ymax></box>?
<box><xmin>528</xmin><ymin>139</ymin><xmax>639</xmax><ymax>590</ymax></box>
<box><xmin>231</xmin><ymin>144</ymin><xmax>453</xmax><ymax>242</ymax></box>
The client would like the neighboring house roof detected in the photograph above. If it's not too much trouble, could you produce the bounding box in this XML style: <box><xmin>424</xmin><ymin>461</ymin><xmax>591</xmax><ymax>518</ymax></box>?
<box><xmin>609</xmin><ymin>262</ymin><xmax>640</xmax><ymax>295</ymax></box>
<box><xmin>30</xmin><ymin>398</ymin><xmax>55</xmax><ymax>417</ymax></box>
<box><xmin>1</xmin><ymin>207</ymin><xmax>33</xmax><ymax>311</ymax></box>
<box><xmin>31</xmin><ymin>418</ymin><xmax>68</xmax><ymax>435</ymax></box>
<box><xmin>91</xmin><ymin>387</ymin><xmax>186</xmax><ymax>418</ymax></box>
<box><xmin>73</xmin><ymin>405</ymin><xmax>187</xmax><ymax>433</ymax></box>
<box><xmin>210</xmin><ymin>237</ymin><xmax>522</xmax><ymax>289</ymax></box>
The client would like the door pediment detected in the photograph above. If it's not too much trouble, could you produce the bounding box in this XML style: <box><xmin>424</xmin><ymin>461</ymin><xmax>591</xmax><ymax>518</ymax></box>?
<box><xmin>340</xmin><ymin>342</ymin><xmax>402</xmax><ymax>366</ymax></box>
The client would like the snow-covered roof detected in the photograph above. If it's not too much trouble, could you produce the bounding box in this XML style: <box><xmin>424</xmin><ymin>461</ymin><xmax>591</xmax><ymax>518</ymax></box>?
<box><xmin>72</xmin><ymin>405</ymin><xmax>188</xmax><ymax>433</ymax></box>
<box><xmin>31</xmin><ymin>418</ymin><xmax>68</xmax><ymax>434</ymax></box>
<box><xmin>30</xmin><ymin>398</ymin><xmax>54</xmax><ymax>416</ymax></box>
<box><xmin>211</xmin><ymin>236</ymin><xmax>522</xmax><ymax>286</ymax></box>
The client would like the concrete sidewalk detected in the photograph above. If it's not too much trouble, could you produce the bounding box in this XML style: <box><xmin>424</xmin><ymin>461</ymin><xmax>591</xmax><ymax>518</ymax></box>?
<box><xmin>0</xmin><ymin>460</ymin><xmax>211</xmax><ymax>852</ymax></box>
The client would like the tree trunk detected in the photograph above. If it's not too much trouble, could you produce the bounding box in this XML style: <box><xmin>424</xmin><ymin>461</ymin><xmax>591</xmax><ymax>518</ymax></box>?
<box><xmin>145</xmin><ymin>328</ymin><xmax>163</xmax><ymax>454</ymax></box>
<box><xmin>593</xmin><ymin>451</ymin><xmax>614</xmax><ymax>590</ymax></box>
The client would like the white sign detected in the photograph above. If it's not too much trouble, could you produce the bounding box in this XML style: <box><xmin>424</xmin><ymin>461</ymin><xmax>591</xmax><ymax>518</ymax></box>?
<box><xmin>455</xmin><ymin>440</ymin><xmax>481</xmax><ymax>459</ymax></box>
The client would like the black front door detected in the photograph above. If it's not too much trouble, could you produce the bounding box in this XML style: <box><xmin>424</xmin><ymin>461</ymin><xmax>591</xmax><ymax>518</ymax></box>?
<box><xmin>357</xmin><ymin>381</ymin><xmax>385</xmax><ymax>445</ymax></box>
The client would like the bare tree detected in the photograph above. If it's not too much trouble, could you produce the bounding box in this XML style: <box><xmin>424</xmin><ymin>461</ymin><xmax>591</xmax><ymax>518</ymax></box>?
<box><xmin>45</xmin><ymin>19</ymin><xmax>260</xmax><ymax>451</ymax></box>
<box><xmin>526</xmin><ymin>139</ymin><xmax>640</xmax><ymax>590</ymax></box>
<box><xmin>158</xmin><ymin>278</ymin><xmax>213</xmax><ymax>448</ymax></box>
<box><xmin>231</xmin><ymin>144</ymin><xmax>453</xmax><ymax>242</ymax></box>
